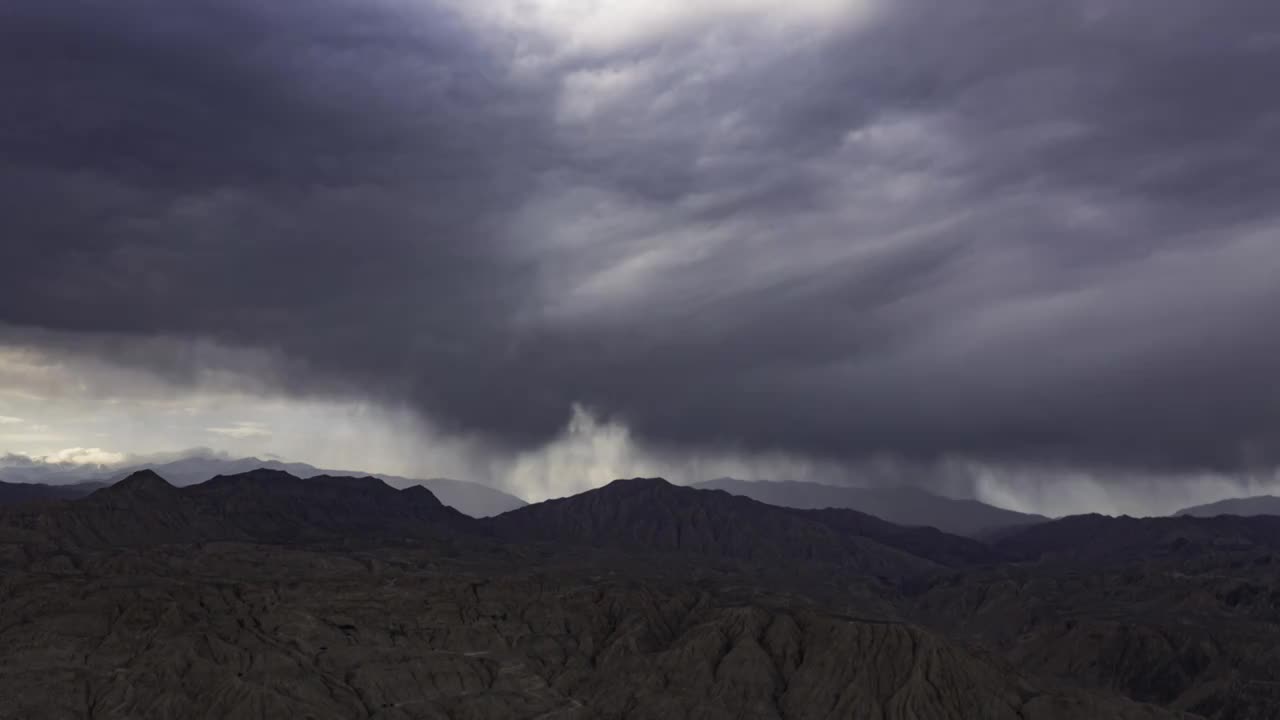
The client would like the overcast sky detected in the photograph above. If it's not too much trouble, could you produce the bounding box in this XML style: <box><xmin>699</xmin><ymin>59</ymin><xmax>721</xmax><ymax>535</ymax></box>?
<box><xmin>3</xmin><ymin>0</ymin><xmax>1279</xmax><ymax>514</ymax></box>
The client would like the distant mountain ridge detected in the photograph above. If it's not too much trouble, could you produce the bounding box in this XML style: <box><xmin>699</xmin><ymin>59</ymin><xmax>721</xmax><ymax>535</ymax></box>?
<box><xmin>992</xmin><ymin>512</ymin><xmax>1280</xmax><ymax>563</ymax></box>
<box><xmin>0</xmin><ymin>469</ymin><xmax>476</xmax><ymax>548</ymax></box>
<box><xmin>108</xmin><ymin>457</ymin><xmax>527</xmax><ymax>518</ymax></box>
<box><xmin>0</xmin><ymin>453</ymin><xmax>527</xmax><ymax>517</ymax></box>
<box><xmin>1176</xmin><ymin>495</ymin><xmax>1280</xmax><ymax>518</ymax></box>
<box><xmin>694</xmin><ymin>477</ymin><xmax>1047</xmax><ymax>537</ymax></box>
<box><xmin>0</xmin><ymin>480</ymin><xmax>105</xmax><ymax>506</ymax></box>
<box><xmin>2</xmin><ymin>472</ymin><xmax>1002</xmax><ymax>579</ymax></box>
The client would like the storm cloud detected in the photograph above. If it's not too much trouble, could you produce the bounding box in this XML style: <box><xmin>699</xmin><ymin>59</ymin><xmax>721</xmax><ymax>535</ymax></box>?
<box><xmin>3</xmin><ymin>0</ymin><xmax>1280</xmax><ymax>483</ymax></box>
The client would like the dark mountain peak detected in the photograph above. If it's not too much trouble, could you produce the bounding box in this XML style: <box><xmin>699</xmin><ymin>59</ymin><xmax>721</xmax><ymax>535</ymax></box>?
<box><xmin>80</xmin><ymin>470</ymin><xmax>183</xmax><ymax>516</ymax></box>
<box><xmin>485</xmin><ymin>478</ymin><xmax>981</xmax><ymax>575</ymax></box>
<box><xmin>110</xmin><ymin>470</ymin><xmax>177</xmax><ymax>495</ymax></box>
<box><xmin>193</xmin><ymin>471</ymin><xmax>403</xmax><ymax>505</ymax></box>
<box><xmin>307</xmin><ymin>474</ymin><xmax>395</xmax><ymax>491</ymax></box>
<box><xmin>555</xmin><ymin>477</ymin><xmax>686</xmax><ymax>505</ymax></box>
<box><xmin>399</xmin><ymin>484</ymin><xmax>446</xmax><ymax>508</ymax></box>
<box><xmin>207</xmin><ymin>468</ymin><xmax>298</xmax><ymax>485</ymax></box>
<box><xmin>600</xmin><ymin>477</ymin><xmax>674</xmax><ymax>492</ymax></box>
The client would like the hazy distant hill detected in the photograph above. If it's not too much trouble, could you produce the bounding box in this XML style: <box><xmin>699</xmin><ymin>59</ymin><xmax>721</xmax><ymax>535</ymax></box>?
<box><xmin>694</xmin><ymin>477</ymin><xmax>1047</xmax><ymax>537</ymax></box>
<box><xmin>991</xmin><ymin>512</ymin><xmax>1280</xmax><ymax>563</ymax></box>
<box><xmin>1176</xmin><ymin>495</ymin><xmax>1280</xmax><ymax>518</ymax></box>
<box><xmin>0</xmin><ymin>479</ymin><xmax>105</xmax><ymax>506</ymax></box>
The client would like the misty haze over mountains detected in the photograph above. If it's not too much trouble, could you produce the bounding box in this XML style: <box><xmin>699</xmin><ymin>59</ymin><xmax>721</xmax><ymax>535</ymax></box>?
<box><xmin>696</xmin><ymin>477</ymin><xmax>1049</xmax><ymax>537</ymax></box>
<box><xmin>1</xmin><ymin>452</ymin><xmax>1046</xmax><ymax>535</ymax></box>
<box><xmin>9</xmin><ymin>449</ymin><xmax>1280</xmax><ymax>532</ymax></box>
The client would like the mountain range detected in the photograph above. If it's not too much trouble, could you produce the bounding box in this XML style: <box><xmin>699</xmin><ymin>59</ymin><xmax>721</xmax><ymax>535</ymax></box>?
<box><xmin>6</xmin><ymin>467</ymin><xmax>1280</xmax><ymax>716</ymax></box>
<box><xmin>485</xmin><ymin>477</ymin><xmax>999</xmax><ymax>574</ymax></box>
<box><xmin>0</xmin><ymin>469</ymin><xmax>476</xmax><ymax>550</ymax></box>
<box><xmin>0</xmin><ymin>453</ymin><xmax>526</xmax><ymax>518</ymax></box>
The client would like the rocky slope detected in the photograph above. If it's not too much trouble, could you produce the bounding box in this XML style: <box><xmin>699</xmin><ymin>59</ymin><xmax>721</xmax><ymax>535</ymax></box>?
<box><xmin>907</xmin><ymin>547</ymin><xmax>1280</xmax><ymax>720</ymax></box>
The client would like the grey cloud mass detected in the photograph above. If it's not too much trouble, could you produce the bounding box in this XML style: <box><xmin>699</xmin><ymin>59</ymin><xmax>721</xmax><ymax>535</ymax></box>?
<box><xmin>3</xmin><ymin>0</ymin><xmax>1280</xmax><ymax>478</ymax></box>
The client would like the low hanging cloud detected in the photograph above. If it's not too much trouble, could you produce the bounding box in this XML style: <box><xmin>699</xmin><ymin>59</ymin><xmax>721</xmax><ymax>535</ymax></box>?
<box><xmin>41</xmin><ymin>447</ymin><xmax>129</xmax><ymax>467</ymax></box>
<box><xmin>2</xmin><ymin>0</ymin><xmax>1280</xmax><ymax>507</ymax></box>
<box><xmin>2</xmin><ymin>448</ymin><xmax>129</xmax><ymax>468</ymax></box>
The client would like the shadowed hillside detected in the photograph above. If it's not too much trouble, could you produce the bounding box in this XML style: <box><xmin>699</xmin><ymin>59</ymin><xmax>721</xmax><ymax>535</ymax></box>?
<box><xmin>1177</xmin><ymin>496</ymin><xmax>1280</xmax><ymax>518</ymax></box>
<box><xmin>485</xmin><ymin>477</ymin><xmax>1000</xmax><ymax>576</ymax></box>
<box><xmin>0</xmin><ymin>479</ymin><xmax>105</xmax><ymax>506</ymax></box>
<box><xmin>695</xmin><ymin>478</ymin><xmax>1048</xmax><ymax>537</ymax></box>
<box><xmin>0</xmin><ymin>469</ymin><xmax>477</xmax><ymax>549</ymax></box>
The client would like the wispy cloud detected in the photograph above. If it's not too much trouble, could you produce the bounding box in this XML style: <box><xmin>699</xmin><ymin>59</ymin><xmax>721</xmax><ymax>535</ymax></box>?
<box><xmin>0</xmin><ymin>416</ymin><xmax>22</xmax><ymax>425</ymax></box>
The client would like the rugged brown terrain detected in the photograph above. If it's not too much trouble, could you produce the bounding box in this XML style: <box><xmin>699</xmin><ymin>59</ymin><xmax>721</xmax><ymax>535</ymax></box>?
<box><xmin>3</xmin><ymin>470</ymin><xmax>1273</xmax><ymax>719</ymax></box>
<box><xmin>904</xmin><ymin>517</ymin><xmax>1280</xmax><ymax>720</ymax></box>
<box><xmin>0</xmin><ymin>544</ymin><xmax>1179</xmax><ymax>720</ymax></box>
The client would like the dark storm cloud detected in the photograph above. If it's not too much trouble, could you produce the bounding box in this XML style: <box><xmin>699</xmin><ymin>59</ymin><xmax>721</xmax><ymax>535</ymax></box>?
<box><xmin>0</xmin><ymin>0</ymin><xmax>563</xmax><ymax>436</ymax></box>
<box><xmin>3</xmin><ymin>0</ymin><xmax>1280</xmax><ymax>473</ymax></box>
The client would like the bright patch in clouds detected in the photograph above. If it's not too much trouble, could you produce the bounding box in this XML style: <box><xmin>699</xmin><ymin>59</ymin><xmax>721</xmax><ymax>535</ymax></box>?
<box><xmin>40</xmin><ymin>447</ymin><xmax>127</xmax><ymax>466</ymax></box>
<box><xmin>454</xmin><ymin>0</ymin><xmax>875</xmax><ymax>56</ymax></box>
<box><xmin>0</xmin><ymin>416</ymin><xmax>21</xmax><ymax>425</ymax></box>
<box><xmin>207</xmin><ymin>422</ymin><xmax>273</xmax><ymax>440</ymax></box>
